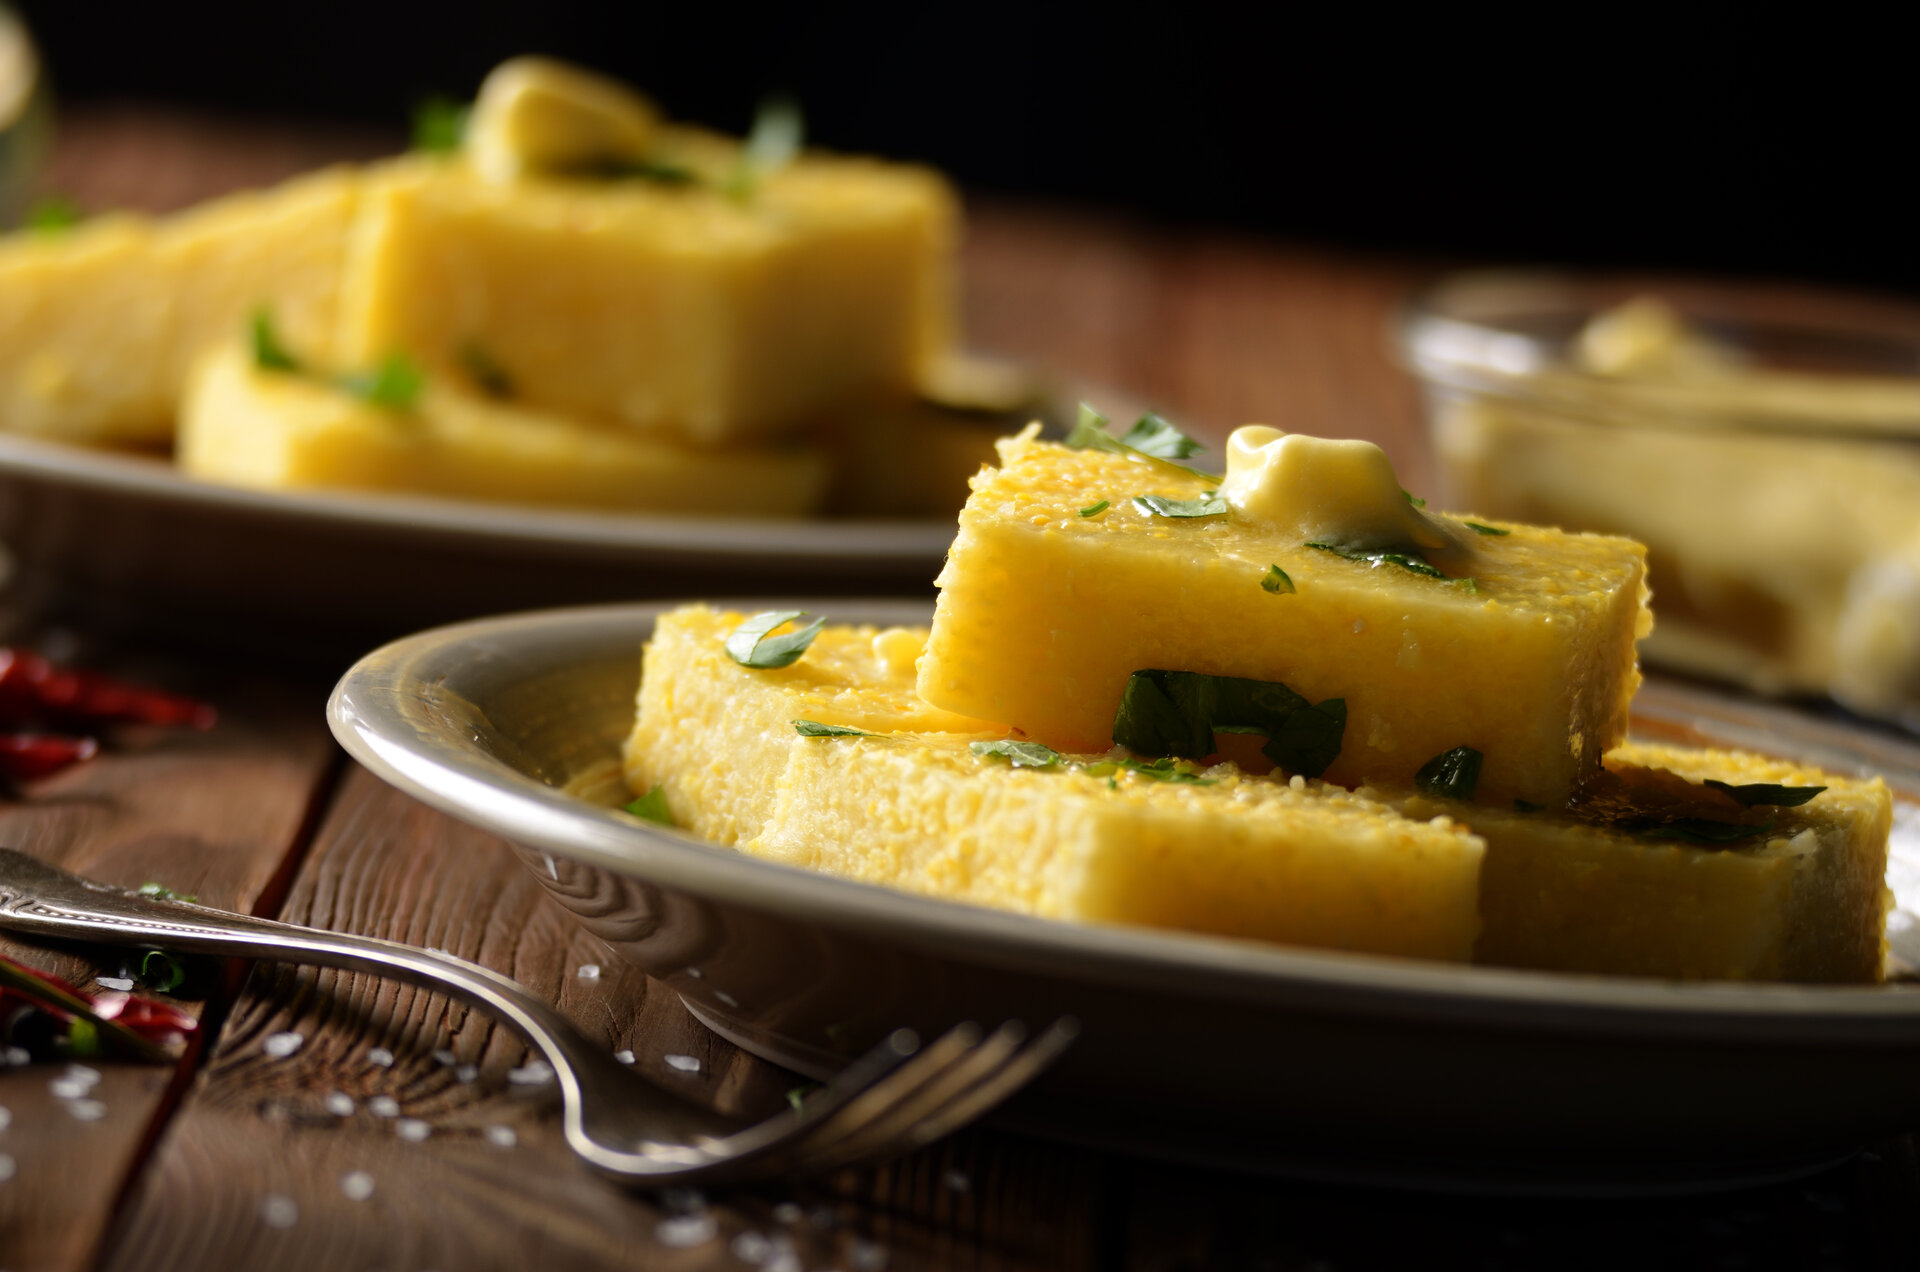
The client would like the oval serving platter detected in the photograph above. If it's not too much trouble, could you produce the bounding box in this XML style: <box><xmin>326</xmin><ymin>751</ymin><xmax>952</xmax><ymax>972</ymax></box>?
<box><xmin>328</xmin><ymin>599</ymin><xmax>1920</xmax><ymax>1194</ymax></box>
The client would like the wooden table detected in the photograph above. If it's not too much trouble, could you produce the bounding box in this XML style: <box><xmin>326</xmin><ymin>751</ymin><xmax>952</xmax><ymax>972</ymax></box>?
<box><xmin>4</xmin><ymin>109</ymin><xmax>1919</xmax><ymax>1272</ymax></box>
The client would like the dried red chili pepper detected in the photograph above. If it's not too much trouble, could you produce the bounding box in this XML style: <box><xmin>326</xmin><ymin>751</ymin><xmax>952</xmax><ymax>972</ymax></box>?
<box><xmin>90</xmin><ymin>991</ymin><xmax>199</xmax><ymax>1044</ymax></box>
<box><xmin>0</xmin><ymin>648</ymin><xmax>216</xmax><ymax>729</ymax></box>
<box><xmin>1</xmin><ymin>733</ymin><xmax>100</xmax><ymax>782</ymax></box>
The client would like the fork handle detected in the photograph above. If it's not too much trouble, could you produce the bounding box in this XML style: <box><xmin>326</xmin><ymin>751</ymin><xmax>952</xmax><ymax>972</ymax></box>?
<box><xmin>0</xmin><ymin>847</ymin><xmax>731</xmax><ymax>1138</ymax></box>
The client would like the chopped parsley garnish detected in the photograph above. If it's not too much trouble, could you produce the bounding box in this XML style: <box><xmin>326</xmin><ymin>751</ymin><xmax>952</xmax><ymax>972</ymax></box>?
<box><xmin>970</xmin><ymin>739</ymin><xmax>1063</xmax><ymax>768</ymax></box>
<box><xmin>1081</xmin><ymin>755</ymin><xmax>1215</xmax><ymax>786</ymax></box>
<box><xmin>624</xmin><ymin>784</ymin><xmax>675</xmax><ymax>826</ymax></box>
<box><xmin>26</xmin><ymin>196</ymin><xmax>83</xmax><ymax>233</ymax></box>
<box><xmin>1465</xmin><ymin>522</ymin><xmax>1511</xmax><ymax>536</ymax></box>
<box><xmin>792</xmin><ymin>720</ymin><xmax>876</xmax><ymax>738</ymax></box>
<box><xmin>1112</xmin><ymin>668</ymin><xmax>1345</xmax><ymax>778</ymax></box>
<box><xmin>725</xmin><ymin>610</ymin><xmax>826</xmax><ymax>669</ymax></box>
<box><xmin>139</xmin><ymin>950</ymin><xmax>187</xmax><ymax>994</ymax></box>
<box><xmin>1261</xmin><ymin>565</ymin><xmax>1296</xmax><ymax>594</ymax></box>
<box><xmin>250</xmin><ymin>309</ymin><xmax>302</xmax><ymax>373</ymax></box>
<box><xmin>412</xmin><ymin>95</ymin><xmax>471</xmax><ymax>154</ymax></box>
<box><xmin>338</xmin><ymin>354</ymin><xmax>425</xmax><ymax>411</ymax></box>
<box><xmin>1133</xmin><ymin>492</ymin><xmax>1228</xmax><ymax>519</ymax></box>
<box><xmin>1403</xmin><ymin>490</ymin><xmax>1426</xmax><ymax>508</ymax></box>
<box><xmin>458</xmin><ymin>340</ymin><xmax>514</xmax><ymax>398</ymax></box>
<box><xmin>1415</xmin><ymin>746</ymin><xmax>1484</xmax><ymax>800</ymax></box>
<box><xmin>1305</xmin><ymin>541</ymin><xmax>1476</xmax><ymax>591</ymax></box>
<box><xmin>1066</xmin><ymin>403</ymin><xmax>1218</xmax><ymax>481</ymax></box>
<box><xmin>1703</xmin><ymin>779</ymin><xmax>1826</xmax><ymax>808</ymax></box>
<box><xmin>725</xmin><ymin>94</ymin><xmax>804</xmax><ymax>198</ymax></box>
<box><xmin>1078</xmin><ymin>500</ymin><xmax>1111</xmax><ymax>518</ymax></box>
<box><xmin>136</xmin><ymin>882</ymin><xmax>199</xmax><ymax>904</ymax></box>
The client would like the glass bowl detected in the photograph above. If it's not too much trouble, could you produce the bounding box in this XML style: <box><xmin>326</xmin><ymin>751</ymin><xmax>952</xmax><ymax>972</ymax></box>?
<box><xmin>1398</xmin><ymin>271</ymin><xmax>1920</xmax><ymax>729</ymax></box>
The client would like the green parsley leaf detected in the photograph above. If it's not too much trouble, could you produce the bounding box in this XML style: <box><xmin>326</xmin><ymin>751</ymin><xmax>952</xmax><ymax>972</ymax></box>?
<box><xmin>1634</xmin><ymin>818</ymin><xmax>1775</xmax><ymax>846</ymax></box>
<box><xmin>1077</xmin><ymin>500</ymin><xmax>1111</xmax><ymax>518</ymax></box>
<box><xmin>458</xmin><ymin>340</ymin><xmax>514</xmax><ymax>398</ymax></box>
<box><xmin>1465</xmin><ymin>522</ymin><xmax>1511</xmax><ymax>536</ymax></box>
<box><xmin>1703</xmin><ymin>780</ymin><xmax>1827</xmax><ymax>808</ymax></box>
<box><xmin>726</xmin><ymin>93</ymin><xmax>804</xmax><ymax>198</ymax></box>
<box><xmin>1118</xmin><ymin>412</ymin><xmax>1206</xmax><ymax>461</ymax></box>
<box><xmin>136</xmin><ymin>882</ymin><xmax>199</xmax><ymax>904</ymax></box>
<box><xmin>787</xmin><ymin>1082</ymin><xmax>820</xmax><ymax>1110</ymax></box>
<box><xmin>1081</xmin><ymin>755</ymin><xmax>1215</xmax><ymax>785</ymax></box>
<box><xmin>793</xmin><ymin>720</ymin><xmax>875</xmax><ymax>738</ymax></box>
<box><xmin>1305</xmin><ymin>541</ymin><xmax>1477</xmax><ymax>591</ymax></box>
<box><xmin>26</xmin><ymin>196</ymin><xmax>83</xmax><ymax>233</ymax></box>
<box><xmin>1403</xmin><ymin>490</ymin><xmax>1427</xmax><ymax>508</ymax></box>
<box><xmin>412</xmin><ymin>95</ymin><xmax>470</xmax><ymax>154</ymax></box>
<box><xmin>250</xmin><ymin>309</ymin><xmax>302</xmax><ymax>373</ymax></box>
<box><xmin>624</xmin><ymin>784</ymin><xmax>675</xmax><ymax>826</ymax></box>
<box><xmin>1111</xmin><ymin>668</ymin><xmax>1343</xmax><ymax>778</ymax></box>
<box><xmin>1261</xmin><ymin>565</ymin><xmax>1296</xmax><ymax>594</ymax></box>
<box><xmin>64</xmin><ymin>1017</ymin><xmax>102</xmax><ymax>1059</ymax></box>
<box><xmin>139</xmin><ymin>949</ymin><xmax>187</xmax><ymax>994</ymax></box>
<box><xmin>1262</xmin><ymin>697</ymin><xmax>1345</xmax><ymax>779</ymax></box>
<box><xmin>725</xmin><ymin>610</ymin><xmax>827</xmax><ymax>669</ymax></box>
<box><xmin>1065</xmin><ymin>403</ymin><xmax>1219</xmax><ymax>481</ymax></box>
<box><xmin>1415</xmin><ymin>746</ymin><xmax>1484</xmax><ymax>800</ymax></box>
<box><xmin>1133</xmin><ymin>492</ymin><xmax>1229</xmax><ymax>518</ymax></box>
<box><xmin>337</xmin><ymin>354</ymin><xmax>425</xmax><ymax>410</ymax></box>
<box><xmin>970</xmin><ymin>739</ymin><xmax>1063</xmax><ymax>768</ymax></box>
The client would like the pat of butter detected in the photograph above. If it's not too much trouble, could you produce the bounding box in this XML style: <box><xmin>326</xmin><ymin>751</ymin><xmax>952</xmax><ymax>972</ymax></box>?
<box><xmin>1220</xmin><ymin>426</ymin><xmax>1459</xmax><ymax>559</ymax></box>
<box><xmin>467</xmin><ymin>56</ymin><xmax>662</xmax><ymax>182</ymax></box>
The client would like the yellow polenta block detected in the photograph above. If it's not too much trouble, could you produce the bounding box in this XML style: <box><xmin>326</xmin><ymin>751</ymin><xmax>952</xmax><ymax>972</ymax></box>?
<box><xmin>178</xmin><ymin>345</ymin><xmax>827</xmax><ymax>515</ymax></box>
<box><xmin>0</xmin><ymin>167</ymin><xmax>362</xmax><ymax>445</ymax></box>
<box><xmin>916</xmin><ymin>432</ymin><xmax>1651</xmax><ymax>807</ymax></box>
<box><xmin>334</xmin><ymin>132</ymin><xmax>957</xmax><ymax>446</ymax></box>
<box><xmin>1377</xmin><ymin>742</ymin><xmax>1892</xmax><ymax>983</ymax></box>
<box><xmin>626</xmin><ymin>606</ymin><xmax>1487</xmax><ymax>962</ymax></box>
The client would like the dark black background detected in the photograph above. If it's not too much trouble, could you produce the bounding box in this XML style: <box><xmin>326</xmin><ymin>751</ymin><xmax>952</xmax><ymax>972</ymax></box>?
<box><xmin>18</xmin><ymin>3</ymin><xmax>1917</xmax><ymax>293</ymax></box>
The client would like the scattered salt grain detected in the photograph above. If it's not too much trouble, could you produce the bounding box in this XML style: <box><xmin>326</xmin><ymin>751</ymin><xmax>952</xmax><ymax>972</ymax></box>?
<box><xmin>0</xmin><ymin>1151</ymin><xmax>14</xmax><ymax>1183</ymax></box>
<box><xmin>95</xmin><ymin>976</ymin><xmax>134</xmax><ymax>992</ymax></box>
<box><xmin>0</xmin><ymin>1105</ymin><xmax>10</xmax><ymax>1132</ymax></box>
<box><xmin>366</xmin><ymin>1047</ymin><xmax>395</xmax><ymax>1068</ymax></box>
<box><xmin>614</xmin><ymin>1049</ymin><xmax>635</xmax><ymax>1065</ymax></box>
<box><xmin>714</xmin><ymin>991</ymin><xmax>738</xmax><ymax>1008</ymax></box>
<box><xmin>943</xmin><ymin>1169</ymin><xmax>970</xmax><ymax>1193</ymax></box>
<box><xmin>64</xmin><ymin>1064</ymin><xmax>100</xmax><ymax>1087</ymax></box>
<box><xmin>577</xmin><ymin>964</ymin><xmax>601</xmax><ymax>981</ymax></box>
<box><xmin>341</xmin><ymin>1170</ymin><xmax>375</xmax><ymax>1201</ymax></box>
<box><xmin>67</xmin><ymin>1099</ymin><xmax>108</xmax><ymax>1122</ymax></box>
<box><xmin>773</xmin><ymin>1202</ymin><xmax>802</xmax><ymax>1224</ymax></box>
<box><xmin>261</xmin><ymin>1031</ymin><xmax>304</xmax><ymax>1059</ymax></box>
<box><xmin>848</xmin><ymin>1237</ymin><xmax>889</xmax><ymax>1271</ymax></box>
<box><xmin>684</xmin><ymin>966</ymin><xmax>702</xmax><ymax>979</ymax></box>
<box><xmin>395</xmin><ymin>1119</ymin><xmax>431</xmax><ymax>1142</ymax></box>
<box><xmin>655</xmin><ymin>1213</ymin><xmax>718</xmax><ymax>1248</ymax></box>
<box><xmin>2</xmin><ymin>1046</ymin><xmax>29</xmax><ymax>1067</ymax></box>
<box><xmin>507</xmin><ymin>1061</ymin><xmax>554</xmax><ymax>1087</ymax></box>
<box><xmin>323</xmin><ymin>1092</ymin><xmax>355</xmax><ymax>1117</ymax></box>
<box><xmin>431</xmin><ymin>1049</ymin><xmax>458</xmax><ymax>1067</ymax></box>
<box><xmin>260</xmin><ymin>1194</ymin><xmax>299</xmax><ymax>1228</ymax></box>
<box><xmin>732</xmin><ymin>1232</ymin><xmax>774</xmax><ymax>1264</ymax></box>
<box><xmin>49</xmin><ymin>1076</ymin><xmax>93</xmax><ymax>1100</ymax></box>
<box><xmin>455</xmin><ymin>1065</ymin><xmax>479</xmax><ymax>1084</ymax></box>
<box><xmin>485</xmin><ymin>1124</ymin><xmax>517</xmax><ymax>1148</ymax></box>
<box><xmin>664</xmin><ymin>1054</ymin><xmax>701</xmax><ymax>1074</ymax></box>
<box><xmin>367</xmin><ymin>1095</ymin><xmax>401</xmax><ymax>1119</ymax></box>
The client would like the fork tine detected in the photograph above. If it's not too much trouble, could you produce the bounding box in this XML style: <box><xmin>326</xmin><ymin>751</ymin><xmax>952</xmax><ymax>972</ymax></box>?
<box><xmin>884</xmin><ymin>1016</ymin><xmax>1080</xmax><ymax>1154</ymax></box>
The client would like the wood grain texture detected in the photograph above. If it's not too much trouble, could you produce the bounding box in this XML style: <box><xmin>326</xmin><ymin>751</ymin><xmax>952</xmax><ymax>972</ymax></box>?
<box><xmin>106</xmin><ymin>767</ymin><xmax>1103</xmax><ymax>1272</ymax></box>
<box><xmin>0</xmin><ymin>669</ymin><xmax>338</xmax><ymax>1271</ymax></box>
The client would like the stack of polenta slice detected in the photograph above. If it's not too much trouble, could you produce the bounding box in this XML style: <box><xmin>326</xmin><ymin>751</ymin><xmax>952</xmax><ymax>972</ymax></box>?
<box><xmin>0</xmin><ymin>58</ymin><xmax>992</xmax><ymax>516</ymax></box>
<box><xmin>625</xmin><ymin>417</ymin><xmax>1894</xmax><ymax>984</ymax></box>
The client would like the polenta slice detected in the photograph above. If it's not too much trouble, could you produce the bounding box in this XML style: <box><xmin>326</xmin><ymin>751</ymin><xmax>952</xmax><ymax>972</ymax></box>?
<box><xmin>916</xmin><ymin>426</ymin><xmax>1651</xmax><ymax>808</ymax></box>
<box><xmin>178</xmin><ymin>343</ymin><xmax>828</xmax><ymax>515</ymax></box>
<box><xmin>625</xmin><ymin>606</ymin><xmax>1488</xmax><ymax>962</ymax></box>
<box><xmin>1376</xmin><ymin>743</ymin><xmax>1893</xmax><ymax>983</ymax></box>
<box><xmin>0</xmin><ymin>166</ymin><xmax>365</xmax><ymax>445</ymax></box>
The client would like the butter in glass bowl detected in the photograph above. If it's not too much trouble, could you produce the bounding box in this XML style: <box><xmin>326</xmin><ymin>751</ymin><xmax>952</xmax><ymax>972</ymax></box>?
<box><xmin>1399</xmin><ymin>271</ymin><xmax>1920</xmax><ymax>727</ymax></box>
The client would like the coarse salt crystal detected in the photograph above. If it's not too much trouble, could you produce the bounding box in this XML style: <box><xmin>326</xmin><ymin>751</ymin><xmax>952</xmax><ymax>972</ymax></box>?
<box><xmin>49</xmin><ymin>1076</ymin><xmax>92</xmax><ymax>1100</ymax></box>
<box><xmin>395</xmin><ymin>1119</ymin><xmax>431</xmax><ymax>1142</ymax></box>
<box><xmin>323</xmin><ymin>1092</ymin><xmax>355</xmax><ymax>1117</ymax></box>
<box><xmin>67</xmin><ymin>1098</ymin><xmax>107</xmax><ymax>1122</ymax></box>
<box><xmin>95</xmin><ymin>976</ymin><xmax>134</xmax><ymax>992</ymax></box>
<box><xmin>655</xmin><ymin>1213</ymin><xmax>718</xmax><ymax>1248</ymax></box>
<box><xmin>455</xmin><ymin>1065</ymin><xmax>479</xmax><ymax>1084</ymax></box>
<box><xmin>261</xmin><ymin>1031</ymin><xmax>304</xmax><ymax>1059</ymax></box>
<box><xmin>260</xmin><ymin>1194</ymin><xmax>299</xmax><ymax>1228</ymax></box>
<box><xmin>507</xmin><ymin>1061</ymin><xmax>554</xmax><ymax>1086</ymax></box>
<box><xmin>684</xmin><ymin>967</ymin><xmax>703</xmax><ymax>979</ymax></box>
<box><xmin>0</xmin><ymin>1150</ymin><xmax>15</xmax><ymax>1182</ymax></box>
<box><xmin>3</xmin><ymin>1046</ymin><xmax>30</xmax><ymax>1066</ymax></box>
<box><xmin>367</xmin><ymin>1095</ymin><xmax>401</xmax><ymax>1118</ymax></box>
<box><xmin>664</xmin><ymin>1054</ymin><xmax>701</xmax><ymax>1074</ymax></box>
<box><xmin>341</xmin><ymin>1170</ymin><xmax>375</xmax><ymax>1201</ymax></box>
<box><xmin>943</xmin><ymin>1169</ymin><xmax>970</xmax><ymax>1192</ymax></box>
<box><xmin>0</xmin><ymin>1105</ymin><xmax>11</xmax><ymax>1132</ymax></box>
<box><xmin>432</xmin><ymin>1049</ymin><xmax>458</xmax><ymax>1067</ymax></box>
<box><xmin>65</xmin><ymin>1064</ymin><xmax>100</xmax><ymax>1087</ymax></box>
<box><xmin>848</xmin><ymin>1237</ymin><xmax>890</xmax><ymax>1271</ymax></box>
<box><xmin>614</xmin><ymin>1049</ymin><xmax>635</xmax><ymax>1065</ymax></box>
<box><xmin>485</xmin><ymin>1124</ymin><xmax>517</xmax><ymax>1148</ymax></box>
<box><xmin>367</xmin><ymin>1047</ymin><xmax>395</xmax><ymax>1068</ymax></box>
<box><xmin>577</xmin><ymin>964</ymin><xmax>601</xmax><ymax>980</ymax></box>
<box><xmin>714</xmin><ymin>991</ymin><xmax>739</xmax><ymax>1008</ymax></box>
<box><xmin>773</xmin><ymin>1202</ymin><xmax>802</xmax><ymax>1224</ymax></box>
<box><xmin>732</xmin><ymin>1232</ymin><xmax>774</xmax><ymax>1264</ymax></box>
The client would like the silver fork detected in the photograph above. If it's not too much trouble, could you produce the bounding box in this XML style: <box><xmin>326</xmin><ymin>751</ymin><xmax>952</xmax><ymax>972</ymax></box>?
<box><xmin>0</xmin><ymin>847</ymin><xmax>1076</xmax><ymax>1184</ymax></box>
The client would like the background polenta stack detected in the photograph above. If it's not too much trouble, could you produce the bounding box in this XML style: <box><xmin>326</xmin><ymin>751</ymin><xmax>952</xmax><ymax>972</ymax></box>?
<box><xmin>625</xmin><ymin>410</ymin><xmax>1894</xmax><ymax>983</ymax></box>
<box><xmin>0</xmin><ymin>56</ymin><xmax>1010</xmax><ymax>516</ymax></box>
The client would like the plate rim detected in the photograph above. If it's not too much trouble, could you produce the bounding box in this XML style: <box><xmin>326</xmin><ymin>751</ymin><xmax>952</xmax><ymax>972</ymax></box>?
<box><xmin>326</xmin><ymin>598</ymin><xmax>1920</xmax><ymax>1046</ymax></box>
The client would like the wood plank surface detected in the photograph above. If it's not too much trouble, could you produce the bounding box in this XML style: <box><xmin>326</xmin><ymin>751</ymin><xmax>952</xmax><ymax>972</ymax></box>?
<box><xmin>0</xmin><ymin>666</ymin><xmax>339</xmax><ymax>1271</ymax></box>
<box><xmin>105</xmin><ymin>767</ymin><xmax>1105</xmax><ymax>1272</ymax></box>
